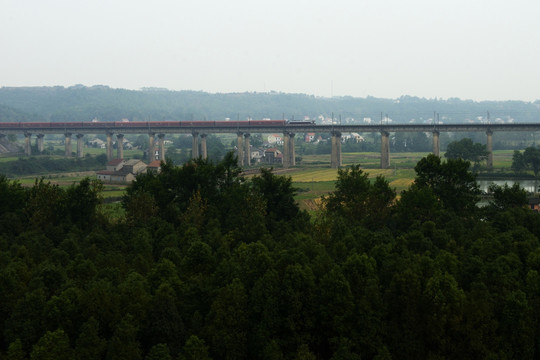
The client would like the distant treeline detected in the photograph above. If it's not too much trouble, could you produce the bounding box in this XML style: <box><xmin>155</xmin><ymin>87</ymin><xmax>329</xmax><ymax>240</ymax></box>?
<box><xmin>0</xmin><ymin>154</ymin><xmax>108</xmax><ymax>177</ymax></box>
<box><xmin>0</xmin><ymin>85</ymin><xmax>539</xmax><ymax>123</ymax></box>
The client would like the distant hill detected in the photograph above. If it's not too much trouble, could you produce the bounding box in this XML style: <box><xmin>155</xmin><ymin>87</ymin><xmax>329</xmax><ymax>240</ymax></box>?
<box><xmin>0</xmin><ymin>104</ymin><xmax>45</xmax><ymax>123</ymax></box>
<box><xmin>0</xmin><ymin>85</ymin><xmax>539</xmax><ymax>124</ymax></box>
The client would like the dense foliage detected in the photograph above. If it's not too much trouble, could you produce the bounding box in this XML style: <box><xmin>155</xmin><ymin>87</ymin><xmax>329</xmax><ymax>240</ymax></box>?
<box><xmin>444</xmin><ymin>138</ymin><xmax>489</xmax><ymax>168</ymax></box>
<box><xmin>1</xmin><ymin>154</ymin><xmax>540</xmax><ymax>359</ymax></box>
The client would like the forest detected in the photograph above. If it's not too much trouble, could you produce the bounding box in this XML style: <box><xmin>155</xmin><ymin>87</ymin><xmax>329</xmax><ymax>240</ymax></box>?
<box><xmin>0</xmin><ymin>85</ymin><xmax>539</xmax><ymax>124</ymax></box>
<box><xmin>1</xmin><ymin>153</ymin><xmax>540</xmax><ymax>359</ymax></box>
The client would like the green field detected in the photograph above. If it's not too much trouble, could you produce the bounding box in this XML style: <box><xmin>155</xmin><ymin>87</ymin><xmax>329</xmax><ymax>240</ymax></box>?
<box><xmin>2</xmin><ymin>149</ymin><xmax>526</xmax><ymax>212</ymax></box>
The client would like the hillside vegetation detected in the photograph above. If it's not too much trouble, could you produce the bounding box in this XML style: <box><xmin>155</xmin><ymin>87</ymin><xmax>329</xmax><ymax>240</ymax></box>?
<box><xmin>0</xmin><ymin>85</ymin><xmax>539</xmax><ymax>123</ymax></box>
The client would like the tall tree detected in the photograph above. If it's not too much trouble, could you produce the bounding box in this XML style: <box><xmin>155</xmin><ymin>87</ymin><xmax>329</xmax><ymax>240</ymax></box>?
<box><xmin>523</xmin><ymin>146</ymin><xmax>540</xmax><ymax>177</ymax></box>
<box><xmin>322</xmin><ymin>165</ymin><xmax>395</xmax><ymax>229</ymax></box>
<box><xmin>30</xmin><ymin>329</ymin><xmax>73</xmax><ymax>360</ymax></box>
<box><xmin>511</xmin><ymin>150</ymin><xmax>527</xmax><ymax>174</ymax></box>
<box><xmin>444</xmin><ymin>138</ymin><xmax>488</xmax><ymax>168</ymax></box>
<box><xmin>414</xmin><ymin>154</ymin><xmax>480</xmax><ymax>214</ymax></box>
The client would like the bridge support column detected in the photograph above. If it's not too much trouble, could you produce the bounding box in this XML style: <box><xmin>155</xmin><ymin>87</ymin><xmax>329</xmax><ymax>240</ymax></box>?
<box><xmin>283</xmin><ymin>132</ymin><xmax>290</xmax><ymax>168</ymax></box>
<box><xmin>24</xmin><ymin>133</ymin><xmax>32</xmax><ymax>156</ymax></box>
<box><xmin>148</xmin><ymin>133</ymin><xmax>155</xmax><ymax>162</ymax></box>
<box><xmin>76</xmin><ymin>134</ymin><xmax>84</xmax><ymax>158</ymax></box>
<box><xmin>106</xmin><ymin>132</ymin><xmax>113</xmax><ymax>161</ymax></box>
<box><xmin>200</xmin><ymin>134</ymin><xmax>208</xmax><ymax>159</ymax></box>
<box><xmin>65</xmin><ymin>133</ymin><xmax>72</xmax><ymax>157</ymax></box>
<box><xmin>36</xmin><ymin>134</ymin><xmax>44</xmax><ymax>154</ymax></box>
<box><xmin>432</xmin><ymin>131</ymin><xmax>440</xmax><ymax>157</ymax></box>
<box><xmin>192</xmin><ymin>132</ymin><xmax>199</xmax><ymax>159</ymax></box>
<box><xmin>158</xmin><ymin>134</ymin><xmax>166</xmax><ymax>162</ymax></box>
<box><xmin>380</xmin><ymin>131</ymin><xmax>390</xmax><ymax>169</ymax></box>
<box><xmin>116</xmin><ymin>134</ymin><xmax>124</xmax><ymax>159</ymax></box>
<box><xmin>331</xmin><ymin>131</ymin><xmax>342</xmax><ymax>168</ymax></box>
<box><xmin>244</xmin><ymin>133</ymin><xmax>251</xmax><ymax>166</ymax></box>
<box><xmin>237</xmin><ymin>132</ymin><xmax>244</xmax><ymax>167</ymax></box>
<box><xmin>288</xmin><ymin>133</ymin><xmax>296</xmax><ymax>167</ymax></box>
<box><xmin>486</xmin><ymin>130</ymin><xmax>493</xmax><ymax>169</ymax></box>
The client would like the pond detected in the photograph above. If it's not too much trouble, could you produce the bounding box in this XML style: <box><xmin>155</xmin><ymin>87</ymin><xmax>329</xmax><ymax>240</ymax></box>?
<box><xmin>477</xmin><ymin>179</ymin><xmax>540</xmax><ymax>193</ymax></box>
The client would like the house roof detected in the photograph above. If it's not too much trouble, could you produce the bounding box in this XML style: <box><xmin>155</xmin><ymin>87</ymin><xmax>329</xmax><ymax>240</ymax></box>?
<box><xmin>147</xmin><ymin>160</ymin><xmax>161</xmax><ymax>168</ymax></box>
<box><xmin>97</xmin><ymin>170</ymin><xmax>115</xmax><ymax>175</ymax></box>
<box><xmin>107</xmin><ymin>158</ymin><xmax>124</xmax><ymax>166</ymax></box>
<box><xmin>124</xmin><ymin>159</ymin><xmax>145</xmax><ymax>166</ymax></box>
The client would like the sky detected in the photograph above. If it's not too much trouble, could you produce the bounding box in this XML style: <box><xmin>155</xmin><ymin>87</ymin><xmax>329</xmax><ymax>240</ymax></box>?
<box><xmin>1</xmin><ymin>0</ymin><xmax>539</xmax><ymax>102</ymax></box>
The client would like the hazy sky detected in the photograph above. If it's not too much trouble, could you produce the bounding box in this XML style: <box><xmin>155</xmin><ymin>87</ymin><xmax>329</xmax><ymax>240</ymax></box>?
<box><xmin>1</xmin><ymin>0</ymin><xmax>539</xmax><ymax>101</ymax></box>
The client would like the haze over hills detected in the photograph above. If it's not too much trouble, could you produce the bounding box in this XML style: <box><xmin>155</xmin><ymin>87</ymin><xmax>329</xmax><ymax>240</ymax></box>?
<box><xmin>0</xmin><ymin>85</ymin><xmax>539</xmax><ymax>124</ymax></box>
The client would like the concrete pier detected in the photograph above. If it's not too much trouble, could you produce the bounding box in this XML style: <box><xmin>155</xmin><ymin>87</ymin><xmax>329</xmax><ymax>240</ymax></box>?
<box><xmin>148</xmin><ymin>133</ymin><xmax>155</xmax><ymax>162</ymax></box>
<box><xmin>116</xmin><ymin>134</ymin><xmax>124</xmax><ymax>159</ymax></box>
<box><xmin>65</xmin><ymin>133</ymin><xmax>72</xmax><ymax>157</ymax></box>
<box><xmin>331</xmin><ymin>131</ymin><xmax>342</xmax><ymax>168</ymax></box>
<box><xmin>192</xmin><ymin>132</ymin><xmax>199</xmax><ymax>158</ymax></box>
<box><xmin>237</xmin><ymin>132</ymin><xmax>244</xmax><ymax>166</ymax></box>
<box><xmin>36</xmin><ymin>134</ymin><xmax>44</xmax><ymax>154</ymax></box>
<box><xmin>158</xmin><ymin>134</ymin><xmax>166</xmax><ymax>161</ymax></box>
<box><xmin>283</xmin><ymin>132</ymin><xmax>290</xmax><ymax>168</ymax></box>
<box><xmin>106</xmin><ymin>133</ymin><xmax>113</xmax><ymax>160</ymax></box>
<box><xmin>486</xmin><ymin>130</ymin><xmax>493</xmax><ymax>169</ymax></box>
<box><xmin>432</xmin><ymin>131</ymin><xmax>440</xmax><ymax>157</ymax></box>
<box><xmin>24</xmin><ymin>133</ymin><xmax>32</xmax><ymax>156</ymax></box>
<box><xmin>244</xmin><ymin>133</ymin><xmax>251</xmax><ymax>166</ymax></box>
<box><xmin>380</xmin><ymin>131</ymin><xmax>390</xmax><ymax>169</ymax></box>
<box><xmin>76</xmin><ymin>134</ymin><xmax>84</xmax><ymax>158</ymax></box>
<box><xmin>288</xmin><ymin>133</ymin><xmax>296</xmax><ymax>167</ymax></box>
<box><xmin>200</xmin><ymin>134</ymin><xmax>208</xmax><ymax>159</ymax></box>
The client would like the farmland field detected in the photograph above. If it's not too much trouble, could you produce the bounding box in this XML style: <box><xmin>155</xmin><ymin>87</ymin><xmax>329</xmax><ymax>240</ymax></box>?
<box><xmin>1</xmin><ymin>148</ymin><xmax>527</xmax><ymax>212</ymax></box>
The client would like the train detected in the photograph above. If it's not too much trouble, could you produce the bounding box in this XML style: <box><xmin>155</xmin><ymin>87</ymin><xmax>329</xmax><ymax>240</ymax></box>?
<box><xmin>0</xmin><ymin>119</ymin><xmax>316</xmax><ymax>129</ymax></box>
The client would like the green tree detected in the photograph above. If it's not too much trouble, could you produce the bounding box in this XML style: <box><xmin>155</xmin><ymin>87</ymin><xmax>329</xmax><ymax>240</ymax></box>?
<box><xmin>145</xmin><ymin>344</ymin><xmax>172</xmax><ymax>360</ymax></box>
<box><xmin>444</xmin><ymin>138</ymin><xmax>488</xmax><ymax>168</ymax></box>
<box><xmin>30</xmin><ymin>329</ymin><xmax>73</xmax><ymax>360</ymax></box>
<box><xmin>143</xmin><ymin>282</ymin><xmax>184</xmax><ymax>355</ymax></box>
<box><xmin>322</xmin><ymin>165</ymin><xmax>395</xmax><ymax>229</ymax></box>
<box><xmin>106</xmin><ymin>314</ymin><xmax>142</xmax><ymax>360</ymax></box>
<box><xmin>414</xmin><ymin>154</ymin><xmax>480</xmax><ymax>213</ymax></box>
<box><xmin>251</xmin><ymin>168</ymin><xmax>306</xmax><ymax>232</ymax></box>
<box><xmin>511</xmin><ymin>150</ymin><xmax>527</xmax><ymax>174</ymax></box>
<box><xmin>523</xmin><ymin>146</ymin><xmax>540</xmax><ymax>177</ymax></box>
<box><xmin>65</xmin><ymin>177</ymin><xmax>103</xmax><ymax>229</ymax></box>
<box><xmin>207</xmin><ymin>278</ymin><xmax>249</xmax><ymax>360</ymax></box>
<box><xmin>181</xmin><ymin>335</ymin><xmax>212</xmax><ymax>360</ymax></box>
<box><xmin>487</xmin><ymin>183</ymin><xmax>528</xmax><ymax>210</ymax></box>
<box><xmin>75</xmin><ymin>317</ymin><xmax>107</xmax><ymax>360</ymax></box>
<box><xmin>7</xmin><ymin>339</ymin><xmax>26</xmax><ymax>360</ymax></box>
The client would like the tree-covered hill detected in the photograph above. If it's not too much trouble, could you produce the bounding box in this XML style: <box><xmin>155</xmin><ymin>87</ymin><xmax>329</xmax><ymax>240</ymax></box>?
<box><xmin>0</xmin><ymin>104</ymin><xmax>45</xmax><ymax>123</ymax></box>
<box><xmin>0</xmin><ymin>85</ymin><xmax>539</xmax><ymax>123</ymax></box>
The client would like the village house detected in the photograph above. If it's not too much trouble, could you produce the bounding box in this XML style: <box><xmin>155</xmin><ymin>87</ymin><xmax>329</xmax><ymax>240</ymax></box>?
<box><xmin>305</xmin><ymin>133</ymin><xmax>316</xmax><ymax>142</ymax></box>
<box><xmin>88</xmin><ymin>138</ymin><xmax>106</xmax><ymax>149</ymax></box>
<box><xmin>146</xmin><ymin>160</ymin><xmax>162</xmax><ymax>174</ymax></box>
<box><xmin>250</xmin><ymin>148</ymin><xmax>265</xmax><ymax>164</ymax></box>
<box><xmin>267</xmin><ymin>134</ymin><xmax>283</xmax><ymax>146</ymax></box>
<box><xmin>97</xmin><ymin>158</ymin><xmax>147</xmax><ymax>184</ymax></box>
<box><xmin>264</xmin><ymin>148</ymin><xmax>283</xmax><ymax>164</ymax></box>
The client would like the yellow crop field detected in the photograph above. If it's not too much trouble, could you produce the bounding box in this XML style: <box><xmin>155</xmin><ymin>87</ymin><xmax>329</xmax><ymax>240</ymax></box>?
<box><xmin>389</xmin><ymin>178</ymin><xmax>415</xmax><ymax>188</ymax></box>
<box><xmin>290</xmin><ymin>169</ymin><xmax>338</xmax><ymax>182</ymax></box>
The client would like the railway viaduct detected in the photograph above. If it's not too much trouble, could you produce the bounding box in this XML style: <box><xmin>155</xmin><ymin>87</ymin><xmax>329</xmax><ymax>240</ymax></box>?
<box><xmin>1</xmin><ymin>122</ymin><xmax>539</xmax><ymax>169</ymax></box>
